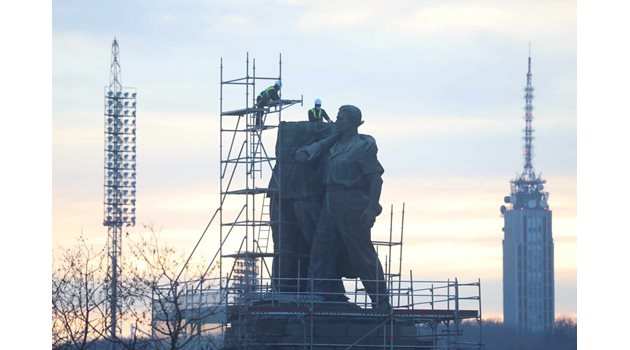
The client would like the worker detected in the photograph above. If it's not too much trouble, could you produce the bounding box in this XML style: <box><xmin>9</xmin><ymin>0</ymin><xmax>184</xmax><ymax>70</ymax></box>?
<box><xmin>308</xmin><ymin>98</ymin><xmax>332</xmax><ymax>123</ymax></box>
<box><xmin>255</xmin><ymin>80</ymin><xmax>282</xmax><ymax>127</ymax></box>
<box><xmin>297</xmin><ymin>105</ymin><xmax>390</xmax><ymax>311</ymax></box>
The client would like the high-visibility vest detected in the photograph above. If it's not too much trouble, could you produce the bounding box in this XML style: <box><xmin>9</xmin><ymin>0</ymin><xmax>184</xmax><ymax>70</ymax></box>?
<box><xmin>259</xmin><ymin>86</ymin><xmax>276</xmax><ymax>102</ymax></box>
<box><xmin>310</xmin><ymin>107</ymin><xmax>323</xmax><ymax>120</ymax></box>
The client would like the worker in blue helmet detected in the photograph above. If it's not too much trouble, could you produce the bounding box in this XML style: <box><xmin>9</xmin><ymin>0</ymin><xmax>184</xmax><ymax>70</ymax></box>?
<box><xmin>308</xmin><ymin>98</ymin><xmax>332</xmax><ymax>123</ymax></box>
<box><xmin>255</xmin><ymin>80</ymin><xmax>282</xmax><ymax>127</ymax></box>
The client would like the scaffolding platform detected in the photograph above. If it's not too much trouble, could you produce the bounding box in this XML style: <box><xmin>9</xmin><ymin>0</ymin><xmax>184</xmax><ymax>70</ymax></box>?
<box><xmin>233</xmin><ymin>304</ymin><xmax>478</xmax><ymax>320</ymax></box>
<box><xmin>221</xmin><ymin>156</ymin><xmax>277</xmax><ymax>164</ymax></box>
<box><xmin>221</xmin><ymin>107</ymin><xmax>266</xmax><ymax>116</ymax></box>
<box><xmin>268</xmin><ymin>99</ymin><xmax>303</xmax><ymax>106</ymax></box>
<box><xmin>221</xmin><ymin>221</ymin><xmax>272</xmax><ymax>227</ymax></box>
<box><xmin>221</xmin><ymin>125</ymin><xmax>277</xmax><ymax>132</ymax></box>
<box><xmin>372</xmin><ymin>240</ymin><xmax>403</xmax><ymax>246</ymax></box>
<box><xmin>221</xmin><ymin>188</ymin><xmax>271</xmax><ymax>195</ymax></box>
<box><xmin>222</xmin><ymin>252</ymin><xmax>275</xmax><ymax>259</ymax></box>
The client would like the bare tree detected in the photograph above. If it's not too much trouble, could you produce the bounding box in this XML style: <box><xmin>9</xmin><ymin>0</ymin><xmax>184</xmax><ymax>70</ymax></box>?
<box><xmin>124</xmin><ymin>225</ymin><xmax>219</xmax><ymax>350</ymax></box>
<box><xmin>52</xmin><ymin>227</ymin><xmax>220</xmax><ymax>350</ymax></box>
<box><xmin>52</xmin><ymin>235</ymin><xmax>108</xmax><ymax>350</ymax></box>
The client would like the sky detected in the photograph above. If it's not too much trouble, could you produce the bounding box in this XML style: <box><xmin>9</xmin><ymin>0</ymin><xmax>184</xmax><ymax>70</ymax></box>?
<box><xmin>51</xmin><ymin>0</ymin><xmax>577</xmax><ymax>320</ymax></box>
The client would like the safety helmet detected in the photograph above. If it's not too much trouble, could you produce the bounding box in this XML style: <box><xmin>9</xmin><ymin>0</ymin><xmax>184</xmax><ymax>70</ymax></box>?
<box><xmin>314</xmin><ymin>98</ymin><xmax>321</xmax><ymax>106</ymax></box>
<box><xmin>274</xmin><ymin>80</ymin><xmax>282</xmax><ymax>88</ymax></box>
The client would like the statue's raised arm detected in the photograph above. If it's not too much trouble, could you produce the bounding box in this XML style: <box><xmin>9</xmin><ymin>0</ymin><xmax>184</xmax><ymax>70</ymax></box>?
<box><xmin>295</xmin><ymin>132</ymin><xmax>339</xmax><ymax>162</ymax></box>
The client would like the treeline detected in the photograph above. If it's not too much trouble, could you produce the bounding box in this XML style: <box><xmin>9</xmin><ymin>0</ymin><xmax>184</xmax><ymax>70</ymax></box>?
<box><xmin>54</xmin><ymin>337</ymin><xmax>219</xmax><ymax>350</ymax></box>
<box><xmin>459</xmin><ymin>318</ymin><xmax>577</xmax><ymax>350</ymax></box>
<box><xmin>54</xmin><ymin>317</ymin><xmax>577</xmax><ymax>350</ymax></box>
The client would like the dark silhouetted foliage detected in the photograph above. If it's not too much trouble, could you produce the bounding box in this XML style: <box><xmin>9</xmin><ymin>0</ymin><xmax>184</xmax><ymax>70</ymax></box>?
<box><xmin>460</xmin><ymin>318</ymin><xmax>577</xmax><ymax>350</ymax></box>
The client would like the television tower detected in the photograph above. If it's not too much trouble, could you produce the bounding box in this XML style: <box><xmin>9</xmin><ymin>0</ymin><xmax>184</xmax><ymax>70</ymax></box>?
<box><xmin>501</xmin><ymin>48</ymin><xmax>555</xmax><ymax>333</ymax></box>
<box><xmin>103</xmin><ymin>38</ymin><xmax>137</xmax><ymax>342</ymax></box>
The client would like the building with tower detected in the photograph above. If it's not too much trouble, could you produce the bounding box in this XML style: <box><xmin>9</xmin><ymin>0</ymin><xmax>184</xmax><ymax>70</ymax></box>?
<box><xmin>500</xmin><ymin>52</ymin><xmax>555</xmax><ymax>333</ymax></box>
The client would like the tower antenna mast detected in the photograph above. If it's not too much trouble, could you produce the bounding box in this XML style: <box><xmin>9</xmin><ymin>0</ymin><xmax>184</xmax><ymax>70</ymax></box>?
<box><xmin>522</xmin><ymin>43</ymin><xmax>535</xmax><ymax>180</ymax></box>
<box><xmin>103</xmin><ymin>38</ymin><xmax>137</xmax><ymax>345</ymax></box>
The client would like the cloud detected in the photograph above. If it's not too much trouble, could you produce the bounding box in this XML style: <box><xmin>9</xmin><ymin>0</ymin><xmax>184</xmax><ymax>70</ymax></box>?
<box><xmin>293</xmin><ymin>0</ymin><xmax>575</xmax><ymax>50</ymax></box>
<box><xmin>397</xmin><ymin>1</ymin><xmax>574</xmax><ymax>39</ymax></box>
<box><xmin>155</xmin><ymin>12</ymin><xmax>178</xmax><ymax>24</ymax></box>
<box><xmin>395</xmin><ymin>3</ymin><xmax>507</xmax><ymax>33</ymax></box>
<box><xmin>53</xmin><ymin>31</ymin><xmax>109</xmax><ymax>79</ymax></box>
<box><xmin>218</xmin><ymin>14</ymin><xmax>252</xmax><ymax>27</ymax></box>
<box><xmin>298</xmin><ymin>4</ymin><xmax>375</xmax><ymax>29</ymax></box>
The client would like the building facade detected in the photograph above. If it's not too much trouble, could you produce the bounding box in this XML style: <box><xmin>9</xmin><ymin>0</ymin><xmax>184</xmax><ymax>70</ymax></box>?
<box><xmin>501</xmin><ymin>54</ymin><xmax>555</xmax><ymax>333</ymax></box>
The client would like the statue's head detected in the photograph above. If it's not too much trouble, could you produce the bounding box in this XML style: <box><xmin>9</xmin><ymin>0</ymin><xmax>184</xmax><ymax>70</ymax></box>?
<box><xmin>335</xmin><ymin>105</ymin><xmax>363</xmax><ymax>132</ymax></box>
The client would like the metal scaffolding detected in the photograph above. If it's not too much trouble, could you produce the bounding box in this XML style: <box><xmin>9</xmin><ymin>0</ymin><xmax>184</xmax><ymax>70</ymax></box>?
<box><xmin>150</xmin><ymin>54</ymin><xmax>482</xmax><ymax>349</ymax></box>
<box><xmin>154</xmin><ymin>276</ymin><xmax>482</xmax><ymax>349</ymax></box>
<box><xmin>218</xmin><ymin>52</ymin><xmax>302</xmax><ymax>305</ymax></box>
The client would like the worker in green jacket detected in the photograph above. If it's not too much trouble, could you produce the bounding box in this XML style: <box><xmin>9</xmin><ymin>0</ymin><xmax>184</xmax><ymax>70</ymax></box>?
<box><xmin>255</xmin><ymin>80</ymin><xmax>281</xmax><ymax>127</ymax></box>
<box><xmin>308</xmin><ymin>98</ymin><xmax>332</xmax><ymax>123</ymax></box>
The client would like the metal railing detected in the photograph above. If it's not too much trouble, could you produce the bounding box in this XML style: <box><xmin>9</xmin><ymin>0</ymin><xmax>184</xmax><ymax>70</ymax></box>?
<box><xmin>152</xmin><ymin>276</ymin><xmax>481</xmax><ymax>349</ymax></box>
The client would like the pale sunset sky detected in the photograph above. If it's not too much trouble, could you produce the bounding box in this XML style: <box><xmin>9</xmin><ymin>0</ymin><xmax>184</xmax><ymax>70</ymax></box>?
<box><xmin>0</xmin><ymin>0</ymin><xmax>630</xmax><ymax>349</ymax></box>
<box><xmin>8</xmin><ymin>1</ymin><xmax>630</xmax><ymax>348</ymax></box>
<box><xmin>50</xmin><ymin>0</ymin><xmax>578</xmax><ymax>320</ymax></box>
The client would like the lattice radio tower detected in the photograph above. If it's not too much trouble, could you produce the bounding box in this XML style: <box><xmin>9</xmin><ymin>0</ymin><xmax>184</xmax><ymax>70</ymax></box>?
<box><xmin>103</xmin><ymin>38</ymin><xmax>137</xmax><ymax>342</ymax></box>
<box><xmin>509</xmin><ymin>44</ymin><xmax>548</xmax><ymax>200</ymax></box>
<box><xmin>522</xmin><ymin>44</ymin><xmax>536</xmax><ymax>181</ymax></box>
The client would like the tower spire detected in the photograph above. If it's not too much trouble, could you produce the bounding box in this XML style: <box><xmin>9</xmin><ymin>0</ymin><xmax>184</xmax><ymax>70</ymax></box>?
<box><xmin>506</xmin><ymin>47</ymin><xmax>548</xmax><ymax>210</ymax></box>
<box><xmin>109</xmin><ymin>38</ymin><xmax>122</xmax><ymax>93</ymax></box>
<box><xmin>522</xmin><ymin>48</ymin><xmax>535</xmax><ymax>180</ymax></box>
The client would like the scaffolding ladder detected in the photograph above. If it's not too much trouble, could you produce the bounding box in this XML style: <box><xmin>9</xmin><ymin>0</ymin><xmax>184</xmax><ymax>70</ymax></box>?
<box><xmin>256</xmin><ymin>196</ymin><xmax>272</xmax><ymax>253</ymax></box>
